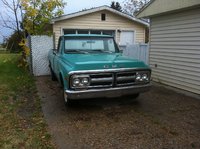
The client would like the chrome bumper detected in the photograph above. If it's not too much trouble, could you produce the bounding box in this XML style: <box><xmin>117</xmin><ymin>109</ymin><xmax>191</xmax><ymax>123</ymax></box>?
<box><xmin>66</xmin><ymin>84</ymin><xmax>151</xmax><ymax>100</ymax></box>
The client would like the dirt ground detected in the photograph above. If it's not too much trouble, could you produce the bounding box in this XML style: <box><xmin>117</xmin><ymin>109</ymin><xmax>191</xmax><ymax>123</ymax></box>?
<box><xmin>36</xmin><ymin>76</ymin><xmax>200</xmax><ymax>149</ymax></box>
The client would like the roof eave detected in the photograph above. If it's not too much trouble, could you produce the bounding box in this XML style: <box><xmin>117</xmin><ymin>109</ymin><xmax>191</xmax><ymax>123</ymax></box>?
<box><xmin>51</xmin><ymin>6</ymin><xmax>149</xmax><ymax>27</ymax></box>
<box><xmin>136</xmin><ymin>0</ymin><xmax>155</xmax><ymax>18</ymax></box>
<box><xmin>136</xmin><ymin>0</ymin><xmax>200</xmax><ymax>18</ymax></box>
<box><xmin>137</xmin><ymin>4</ymin><xmax>200</xmax><ymax>18</ymax></box>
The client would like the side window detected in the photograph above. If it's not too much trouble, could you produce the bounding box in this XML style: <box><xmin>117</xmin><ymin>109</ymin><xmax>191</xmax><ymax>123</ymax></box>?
<box><xmin>57</xmin><ymin>37</ymin><xmax>63</xmax><ymax>53</ymax></box>
<box><xmin>107</xmin><ymin>39</ymin><xmax>115</xmax><ymax>52</ymax></box>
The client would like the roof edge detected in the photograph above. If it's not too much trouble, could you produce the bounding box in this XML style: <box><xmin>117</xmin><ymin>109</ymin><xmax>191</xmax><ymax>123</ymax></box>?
<box><xmin>51</xmin><ymin>5</ymin><xmax>149</xmax><ymax>27</ymax></box>
<box><xmin>136</xmin><ymin>0</ymin><xmax>200</xmax><ymax>18</ymax></box>
<box><xmin>136</xmin><ymin>0</ymin><xmax>155</xmax><ymax>18</ymax></box>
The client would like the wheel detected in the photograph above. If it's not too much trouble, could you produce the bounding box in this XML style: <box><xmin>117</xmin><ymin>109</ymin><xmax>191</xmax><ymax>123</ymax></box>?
<box><xmin>60</xmin><ymin>75</ymin><xmax>73</xmax><ymax>106</ymax></box>
<box><xmin>50</xmin><ymin>66</ymin><xmax>57</xmax><ymax>81</ymax></box>
<box><xmin>63</xmin><ymin>89</ymin><xmax>72</xmax><ymax>106</ymax></box>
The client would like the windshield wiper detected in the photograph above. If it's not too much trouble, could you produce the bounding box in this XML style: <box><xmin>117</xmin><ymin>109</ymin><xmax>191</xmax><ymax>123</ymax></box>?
<box><xmin>65</xmin><ymin>49</ymin><xmax>88</xmax><ymax>54</ymax></box>
<box><xmin>91</xmin><ymin>49</ymin><xmax>114</xmax><ymax>53</ymax></box>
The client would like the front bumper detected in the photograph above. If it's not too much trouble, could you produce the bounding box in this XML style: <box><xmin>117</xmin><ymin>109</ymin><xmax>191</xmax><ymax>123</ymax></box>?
<box><xmin>66</xmin><ymin>84</ymin><xmax>151</xmax><ymax>100</ymax></box>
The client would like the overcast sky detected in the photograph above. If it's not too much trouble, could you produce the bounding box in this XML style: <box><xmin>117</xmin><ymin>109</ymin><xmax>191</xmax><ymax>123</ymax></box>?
<box><xmin>65</xmin><ymin>0</ymin><xmax>125</xmax><ymax>14</ymax></box>
<box><xmin>0</xmin><ymin>0</ymin><xmax>125</xmax><ymax>43</ymax></box>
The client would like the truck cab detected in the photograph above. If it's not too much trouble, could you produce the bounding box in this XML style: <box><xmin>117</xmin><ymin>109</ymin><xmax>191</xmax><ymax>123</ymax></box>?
<box><xmin>48</xmin><ymin>34</ymin><xmax>151</xmax><ymax>105</ymax></box>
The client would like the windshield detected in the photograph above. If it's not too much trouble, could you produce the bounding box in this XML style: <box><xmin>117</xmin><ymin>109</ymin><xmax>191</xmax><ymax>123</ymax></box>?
<box><xmin>64</xmin><ymin>37</ymin><xmax>119</xmax><ymax>53</ymax></box>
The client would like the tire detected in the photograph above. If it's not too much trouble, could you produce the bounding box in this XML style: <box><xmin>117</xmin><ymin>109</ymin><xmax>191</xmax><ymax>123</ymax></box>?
<box><xmin>63</xmin><ymin>89</ymin><xmax>72</xmax><ymax>106</ymax></box>
<box><xmin>50</xmin><ymin>66</ymin><xmax>57</xmax><ymax>81</ymax></box>
<box><xmin>60</xmin><ymin>75</ymin><xmax>72</xmax><ymax>106</ymax></box>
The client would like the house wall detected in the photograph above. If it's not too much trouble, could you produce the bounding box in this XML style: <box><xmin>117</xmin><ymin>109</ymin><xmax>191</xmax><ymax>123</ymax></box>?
<box><xmin>53</xmin><ymin>10</ymin><xmax>145</xmax><ymax>47</ymax></box>
<box><xmin>150</xmin><ymin>8</ymin><xmax>200</xmax><ymax>94</ymax></box>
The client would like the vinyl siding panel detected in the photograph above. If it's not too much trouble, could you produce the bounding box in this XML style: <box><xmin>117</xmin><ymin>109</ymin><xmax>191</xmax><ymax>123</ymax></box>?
<box><xmin>150</xmin><ymin>8</ymin><xmax>200</xmax><ymax>95</ymax></box>
<box><xmin>53</xmin><ymin>10</ymin><xmax>145</xmax><ymax>47</ymax></box>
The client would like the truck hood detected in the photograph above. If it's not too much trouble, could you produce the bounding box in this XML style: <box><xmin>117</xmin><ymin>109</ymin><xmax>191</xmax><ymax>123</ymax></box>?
<box><xmin>62</xmin><ymin>53</ymin><xmax>148</xmax><ymax>71</ymax></box>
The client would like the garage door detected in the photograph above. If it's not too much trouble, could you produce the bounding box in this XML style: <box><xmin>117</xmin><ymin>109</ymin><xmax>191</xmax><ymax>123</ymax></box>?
<box><xmin>63</xmin><ymin>29</ymin><xmax>115</xmax><ymax>37</ymax></box>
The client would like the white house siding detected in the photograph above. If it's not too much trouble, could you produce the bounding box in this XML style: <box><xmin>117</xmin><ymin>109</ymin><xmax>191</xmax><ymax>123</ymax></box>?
<box><xmin>53</xmin><ymin>10</ymin><xmax>145</xmax><ymax>48</ymax></box>
<box><xmin>150</xmin><ymin>8</ymin><xmax>200</xmax><ymax>94</ymax></box>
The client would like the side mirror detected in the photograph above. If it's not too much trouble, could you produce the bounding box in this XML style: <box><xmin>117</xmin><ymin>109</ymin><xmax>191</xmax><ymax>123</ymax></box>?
<box><xmin>52</xmin><ymin>49</ymin><xmax>57</xmax><ymax>55</ymax></box>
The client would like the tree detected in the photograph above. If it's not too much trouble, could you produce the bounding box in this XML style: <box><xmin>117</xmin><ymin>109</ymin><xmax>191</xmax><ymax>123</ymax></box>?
<box><xmin>18</xmin><ymin>0</ymin><xmax>66</xmax><ymax>68</ymax></box>
<box><xmin>21</xmin><ymin>0</ymin><xmax>66</xmax><ymax>35</ymax></box>
<box><xmin>110</xmin><ymin>1</ymin><xmax>122</xmax><ymax>12</ymax></box>
<box><xmin>3</xmin><ymin>30</ymin><xmax>23</xmax><ymax>52</ymax></box>
<box><xmin>0</xmin><ymin>0</ymin><xmax>21</xmax><ymax>37</ymax></box>
<box><xmin>123</xmin><ymin>0</ymin><xmax>150</xmax><ymax>16</ymax></box>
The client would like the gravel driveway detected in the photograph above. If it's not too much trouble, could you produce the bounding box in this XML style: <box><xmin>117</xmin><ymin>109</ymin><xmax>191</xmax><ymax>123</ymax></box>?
<box><xmin>36</xmin><ymin>76</ymin><xmax>200</xmax><ymax>149</ymax></box>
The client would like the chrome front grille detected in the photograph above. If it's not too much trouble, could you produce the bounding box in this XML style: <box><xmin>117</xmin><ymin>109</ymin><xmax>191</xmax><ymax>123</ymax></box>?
<box><xmin>116</xmin><ymin>72</ymin><xmax>136</xmax><ymax>86</ymax></box>
<box><xmin>88</xmin><ymin>71</ymin><xmax>136</xmax><ymax>88</ymax></box>
<box><xmin>89</xmin><ymin>73</ymin><xmax>113</xmax><ymax>88</ymax></box>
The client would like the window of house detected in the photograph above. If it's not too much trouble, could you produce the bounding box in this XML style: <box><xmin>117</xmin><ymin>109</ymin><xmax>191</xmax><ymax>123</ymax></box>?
<box><xmin>77</xmin><ymin>30</ymin><xmax>89</xmax><ymax>34</ymax></box>
<box><xmin>63</xmin><ymin>29</ymin><xmax>76</xmax><ymax>34</ymax></box>
<box><xmin>102</xmin><ymin>30</ymin><xmax>115</xmax><ymax>36</ymax></box>
<box><xmin>101</xmin><ymin>13</ymin><xmax>106</xmax><ymax>21</ymax></box>
<box><xmin>90</xmin><ymin>30</ymin><xmax>101</xmax><ymax>34</ymax></box>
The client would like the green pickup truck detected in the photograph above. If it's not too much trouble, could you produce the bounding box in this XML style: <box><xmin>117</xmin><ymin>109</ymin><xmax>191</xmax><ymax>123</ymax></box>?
<box><xmin>48</xmin><ymin>34</ymin><xmax>151</xmax><ymax>105</ymax></box>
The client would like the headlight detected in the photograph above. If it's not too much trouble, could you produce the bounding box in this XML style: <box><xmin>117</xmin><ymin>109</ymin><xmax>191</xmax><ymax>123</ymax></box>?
<box><xmin>81</xmin><ymin>77</ymin><xmax>89</xmax><ymax>85</ymax></box>
<box><xmin>73</xmin><ymin>78</ymin><xmax>80</xmax><ymax>86</ymax></box>
<box><xmin>136</xmin><ymin>74</ymin><xmax>142</xmax><ymax>81</ymax></box>
<box><xmin>142</xmin><ymin>74</ymin><xmax>148</xmax><ymax>81</ymax></box>
<box><xmin>136</xmin><ymin>71</ymin><xmax>150</xmax><ymax>83</ymax></box>
<box><xmin>71</xmin><ymin>75</ymin><xmax>90</xmax><ymax>88</ymax></box>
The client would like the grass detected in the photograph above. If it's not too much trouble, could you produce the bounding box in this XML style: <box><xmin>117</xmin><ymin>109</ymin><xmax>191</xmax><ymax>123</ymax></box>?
<box><xmin>0</xmin><ymin>48</ymin><xmax>9</xmax><ymax>54</ymax></box>
<box><xmin>0</xmin><ymin>53</ymin><xmax>55</xmax><ymax>148</ymax></box>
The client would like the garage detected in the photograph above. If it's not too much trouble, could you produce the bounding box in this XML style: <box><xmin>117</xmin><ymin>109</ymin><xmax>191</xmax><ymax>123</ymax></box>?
<box><xmin>51</xmin><ymin>6</ymin><xmax>148</xmax><ymax>48</ymax></box>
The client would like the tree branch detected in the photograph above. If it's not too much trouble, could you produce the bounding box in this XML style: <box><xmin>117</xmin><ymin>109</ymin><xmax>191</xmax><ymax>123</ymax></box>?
<box><xmin>1</xmin><ymin>0</ymin><xmax>14</xmax><ymax>11</ymax></box>
<box><xmin>0</xmin><ymin>0</ymin><xmax>21</xmax><ymax>36</ymax></box>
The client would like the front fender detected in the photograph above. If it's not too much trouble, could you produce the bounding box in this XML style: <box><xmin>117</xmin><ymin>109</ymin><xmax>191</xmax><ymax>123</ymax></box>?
<box><xmin>59</xmin><ymin>59</ymin><xmax>73</xmax><ymax>90</ymax></box>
